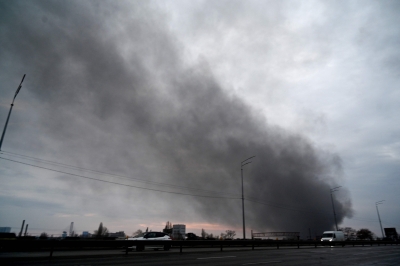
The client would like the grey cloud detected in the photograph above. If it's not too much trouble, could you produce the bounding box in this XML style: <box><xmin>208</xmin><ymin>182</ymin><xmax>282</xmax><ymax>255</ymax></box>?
<box><xmin>0</xmin><ymin>0</ymin><xmax>354</xmax><ymax>237</ymax></box>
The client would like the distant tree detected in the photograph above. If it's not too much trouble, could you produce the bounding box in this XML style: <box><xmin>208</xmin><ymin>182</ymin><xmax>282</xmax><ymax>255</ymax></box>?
<box><xmin>208</xmin><ymin>233</ymin><xmax>214</xmax><ymax>239</ymax></box>
<box><xmin>133</xmin><ymin>229</ymin><xmax>143</xmax><ymax>237</ymax></box>
<box><xmin>39</xmin><ymin>232</ymin><xmax>48</xmax><ymax>239</ymax></box>
<box><xmin>94</xmin><ymin>222</ymin><xmax>108</xmax><ymax>238</ymax></box>
<box><xmin>225</xmin><ymin>230</ymin><xmax>236</xmax><ymax>239</ymax></box>
<box><xmin>201</xmin><ymin>228</ymin><xmax>207</xmax><ymax>239</ymax></box>
<box><xmin>340</xmin><ymin>227</ymin><xmax>357</xmax><ymax>240</ymax></box>
<box><xmin>220</xmin><ymin>232</ymin><xmax>226</xmax><ymax>239</ymax></box>
<box><xmin>356</xmin><ymin>228</ymin><xmax>374</xmax><ymax>240</ymax></box>
<box><xmin>164</xmin><ymin>221</ymin><xmax>172</xmax><ymax>230</ymax></box>
<box><xmin>163</xmin><ymin>221</ymin><xmax>173</xmax><ymax>234</ymax></box>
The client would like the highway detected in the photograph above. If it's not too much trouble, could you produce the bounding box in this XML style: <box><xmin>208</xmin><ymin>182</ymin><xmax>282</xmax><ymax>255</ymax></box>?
<box><xmin>1</xmin><ymin>245</ymin><xmax>399</xmax><ymax>265</ymax></box>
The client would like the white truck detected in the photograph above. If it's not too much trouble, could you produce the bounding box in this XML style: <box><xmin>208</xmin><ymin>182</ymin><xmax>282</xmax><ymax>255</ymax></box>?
<box><xmin>321</xmin><ymin>231</ymin><xmax>345</xmax><ymax>246</ymax></box>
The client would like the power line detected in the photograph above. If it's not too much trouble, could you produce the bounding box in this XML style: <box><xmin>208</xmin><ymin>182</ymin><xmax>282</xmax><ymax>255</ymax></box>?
<box><xmin>0</xmin><ymin>154</ymin><xmax>326</xmax><ymax>213</ymax></box>
<box><xmin>245</xmin><ymin>197</ymin><xmax>383</xmax><ymax>224</ymax></box>
<box><xmin>3</xmin><ymin>152</ymin><xmax>385</xmax><ymax>222</ymax></box>
<box><xmin>348</xmin><ymin>217</ymin><xmax>378</xmax><ymax>223</ymax></box>
<box><xmin>0</xmin><ymin>156</ymin><xmax>241</xmax><ymax>200</ymax></box>
<box><xmin>382</xmin><ymin>222</ymin><xmax>400</xmax><ymax>228</ymax></box>
<box><xmin>246</xmin><ymin>198</ymin><xmax>332</xmax><ymax>216</ymax></box>
<box><xmin>1</xmin><ymin>155</ymin><xmax>354</xmax><ymax>217</ymax></box>
<box><xmin>0</xmin><ymin>150</ymin><xmax>239</xmax><ymax>197</ymax></box>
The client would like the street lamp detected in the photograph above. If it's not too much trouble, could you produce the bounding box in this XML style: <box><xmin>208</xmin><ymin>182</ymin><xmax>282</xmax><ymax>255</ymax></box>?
<box><xmin>241</xmin><ymin>155</ymin><xmax>255</xmax><ymax>240</ymax></box>
<box><xmin>375</xmin><ymin>200</ymin><xmax>385</xmax><ymax>239</ymax></box>
<box><xmin>330</xmin><ymin>186</ymin><xmax>341</xmax><ymax>231</ymax></box>
<box><xmin>0</xmin><ymin>74</ymin><xmax>26</xmax><ymax>151</ymax></box>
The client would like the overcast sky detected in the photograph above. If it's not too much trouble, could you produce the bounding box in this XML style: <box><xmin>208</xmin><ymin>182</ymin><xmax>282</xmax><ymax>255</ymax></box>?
<box><xmin>0</xmin><ymin>0</ymin><xmax>399</xmax><ymax>239</ymax></box>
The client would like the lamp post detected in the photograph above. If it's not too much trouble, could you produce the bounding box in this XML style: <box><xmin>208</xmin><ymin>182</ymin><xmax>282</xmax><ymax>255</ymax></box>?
<box><xmin>375</xmin><ymin>200</ymin><xmax>385</xmax><ymax>239</ymax></box>
<box><xmin>330</xmin><ymin>186</ymin><xmax>341</xmax><ymax>231</ymax></box>
<box><xmin>241</xmin><ymin>156</ymin><xmax>255</xmax><ymax>240</ymax></box>
<box><xmin>0</xmin><ymin>74</ymin><xmax>26</xmax><ymax>151</ymax></box>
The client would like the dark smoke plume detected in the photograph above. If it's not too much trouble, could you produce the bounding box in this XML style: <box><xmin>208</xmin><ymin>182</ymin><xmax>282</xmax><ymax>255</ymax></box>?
<box><xmin>0</xmin><ymin>0</ymin><xmax>353</xmax><ymax>237</ymax></box>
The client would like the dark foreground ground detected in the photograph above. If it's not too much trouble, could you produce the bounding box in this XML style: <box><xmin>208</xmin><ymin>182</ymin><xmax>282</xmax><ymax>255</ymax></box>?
<box><xmin>1</xmin><ymin>245</ymin><xmax>399</xmax><ymax>266</ymax></box>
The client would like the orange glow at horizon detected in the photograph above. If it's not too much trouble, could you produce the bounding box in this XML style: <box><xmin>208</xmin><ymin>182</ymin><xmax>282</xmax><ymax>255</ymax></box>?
<box><xmin>137</xmin><ymin>222</ymin><xmax>241</xmax><ymax>235</ymax></box>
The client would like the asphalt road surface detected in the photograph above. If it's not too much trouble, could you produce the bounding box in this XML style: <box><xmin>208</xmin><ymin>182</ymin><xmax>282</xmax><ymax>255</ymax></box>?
<box><xmin>1</xmin><ymin>245</ymin><xmax>399</xmax><ymax>265</ymax></box>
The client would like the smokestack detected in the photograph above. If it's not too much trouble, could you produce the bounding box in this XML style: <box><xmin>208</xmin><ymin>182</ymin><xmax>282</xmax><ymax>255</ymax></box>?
<box><xmin>18</xmin><ymin>220</ymin><xmax>25</xmax><ymax>237</ymax></box>
<box><xmin>24</xmin><ymin>224</ymin><xmax>29</xmax><ymax>236</ymax></box>
<box><xmin>69</xmin><ymin>222</ymin><xmax>74</xmax><ymax>237</ymax></box>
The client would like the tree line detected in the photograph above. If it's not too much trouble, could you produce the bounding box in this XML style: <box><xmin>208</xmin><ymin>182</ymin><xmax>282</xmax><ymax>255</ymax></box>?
<box><xmin>339</xmin><ymin>227</ymin><xmax>375</xmax><ymax>240</ymax></box>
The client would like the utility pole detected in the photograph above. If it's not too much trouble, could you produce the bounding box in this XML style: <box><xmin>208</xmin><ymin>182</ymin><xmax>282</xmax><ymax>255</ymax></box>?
<box><xmin>241</xmin><ymin>156</ymin><xmax>255</xmax><ymax>240</ymax></box>
<box><xmin>330</xmin><ymin>186</ymin><xmax>341</xmax><ymax>231</ymax></box>
<box><xmin>0</xmin><ymin>74</ymin><xmax>26</xmax><ymax>151</ymax></box>
<box><xmin>375</xmin><ymin>200</ymin><xmax>385</xmax><ymax>239</ymax></box>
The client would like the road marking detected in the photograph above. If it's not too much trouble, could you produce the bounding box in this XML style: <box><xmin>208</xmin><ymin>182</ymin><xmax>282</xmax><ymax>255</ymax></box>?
<box><xmin>197</xmin><ymin>256</ymin><xmax>236</xmax><ymax>259</ymax></box>
<box><xmin>242</xmin><ymin>261</ymin><xmax>282</xmax><ymax>265</ymax></box>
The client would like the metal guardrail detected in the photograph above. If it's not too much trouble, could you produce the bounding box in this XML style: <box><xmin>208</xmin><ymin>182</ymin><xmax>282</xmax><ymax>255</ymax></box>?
<box><xmin>253</xmin><ymin>232</ymin><xmax>300</xmax><ymax>237</ymax></box>
<box><xmin>0</xmin><ymin>239</ymin><xmax>398</xmax><ymax>258</ymax></box>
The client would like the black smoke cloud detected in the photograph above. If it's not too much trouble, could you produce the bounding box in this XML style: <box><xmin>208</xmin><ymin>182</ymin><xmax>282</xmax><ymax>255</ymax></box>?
<box><xmin>0</xmin><ymin>0</ymin><xmax>352</xmax><ymax>236</ymax></box>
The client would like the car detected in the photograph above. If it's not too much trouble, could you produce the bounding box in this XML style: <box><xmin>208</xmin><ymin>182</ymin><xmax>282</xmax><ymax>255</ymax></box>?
<box><xmin>127</xmin><ymin>232</ymin><xmax>172</xmax><ymax>251</ymax></box>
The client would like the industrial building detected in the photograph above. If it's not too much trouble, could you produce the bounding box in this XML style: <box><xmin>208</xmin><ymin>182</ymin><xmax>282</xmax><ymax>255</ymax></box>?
<box><xmin>172</xmin><ymin>224</ymin><xmax>186</xmax><ymax>240</ymax></box>
<box><xmin>0</xmin><ymin>227</ymin><xmax>12</xmax><ymax>233</ymax></box>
